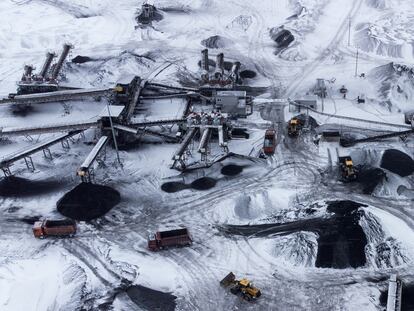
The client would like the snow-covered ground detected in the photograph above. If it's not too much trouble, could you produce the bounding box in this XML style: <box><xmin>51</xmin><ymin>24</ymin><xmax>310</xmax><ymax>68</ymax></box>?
<box><xmin>0</xmin><ymin>0</ymin><xmax>414</xmax><ymax>310</ymax></box>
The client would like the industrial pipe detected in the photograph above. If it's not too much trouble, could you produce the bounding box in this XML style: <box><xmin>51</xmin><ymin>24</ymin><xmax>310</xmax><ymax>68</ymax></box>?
<box><xmin>39</xmin><ymin>52</ymin><xmax>56</xmax><ymax>78</ymax></box>
<box><xmin>214</xmin><ymin>53</ymin><xmax>224</xmax><ymax>79</ymax></box>
<box><xmin>51</xmin><ymin>43</ymin><xmax>73</xmax><ymax>80</ymax></box>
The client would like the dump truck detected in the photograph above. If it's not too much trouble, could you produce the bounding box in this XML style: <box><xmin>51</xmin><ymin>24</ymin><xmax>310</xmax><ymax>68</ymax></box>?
<box><xmin>220</xmin><ymin>272</ymin><xmax>261</xmax><ymax>301</ymax></box>
<box><xmin>287</xmin><ymin>117</ymin><xmax>300</xmax><ymax>137</ymax></box>
<box><xmin>32</xmin><ymin>219</ymin><xmax>76</xmax><ymax>238</ymax></box>
<box><xmin>338</xmin><ymin>156</ymin><xmax>357</xmax><ymax>181</ymax></box>
<box><xmin>263</xmin><ymin>129</ymin><xmax>277</xmax><ymax>155</ymax></box>
<box><xmin>148</xmin><ymin>228</ymin><xmax>192</xmax><ymax>251</ymax></box>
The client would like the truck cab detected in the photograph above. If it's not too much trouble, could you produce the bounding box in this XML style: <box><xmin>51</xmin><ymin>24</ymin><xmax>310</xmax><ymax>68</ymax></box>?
<box><xmin>32</xmin><ymin>221</ymin><xmax>45</xmax><ymax>238</ymax></box>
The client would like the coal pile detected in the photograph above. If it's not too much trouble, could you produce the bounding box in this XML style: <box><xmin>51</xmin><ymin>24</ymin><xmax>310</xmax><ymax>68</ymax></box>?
<box><xmin>224</xmin><ymin>200</ymin><xmax>368</xmax><ymax>269</ymax></box>
<box><xmin>356</xmin><ymin>166</ymin><xmax>386</xmax><ymax>194</ymax></box>
<box><xmin>71</xmin><ymin>55</ymin><xmax>93</xmax><ymax>64</ymax></box>
<box><xmin>270</xmin><ymin>28</ymin><xmax>294</xmax><ymax>48</ymax></box>
<box><xmin>380</xmin><ymin>149</ymin><xmax>414</xmax><ymax>177</ymax></box>
<box><xmin>161</xmin><ymin>182</ymin><xmax>189</xmax><ymax>193</ymax></box>
<box><xmin>126</xmin><ymin>285</ymin><xmax>176</xmax><ymax>311</ymax></box>
<box><xmin>294</xmin><ymin>114</ymin><xmax>319</xmax><ymax>130</ymax></box>
<box><xmin>201</xmin><ymin>35</ymin><xmax>233</xmax><ymax>49</ymax></box>
<box><xmin>240</xmin><ymin>70</ymin><xmax>256</xmax><ymax>79</ymax></box>
<box><xmin>161</xmin><ymin>177</ymin><xmax>217</xmax><ymax>193</ymax></box>
<box><xmin>380</xmin><ymin>283</ymin><xmax>414</xmax><ymax>311</ymax></box>
<box><xmin>0</xmin><ymin>176</ymin><xmax>64</xmax><ymax>197</ymax></box>
<box><xmin>190</xmin><ymin>177</ymin><xmax>216</xmax><ymax>190</ymax></box>
<box><xmin>57</xmin><ymin>183</ymin><xmax>120</xmax><ymax>221</ymax></box>
<box><xmin>221</xmin><ymin>164</ymin><xmax>244</xmax><ymax>176</ymax></box>
<box><xmin>317</xmin><ymin>201</ymin><xmax>367</xmax><ymax>269</ymax></box>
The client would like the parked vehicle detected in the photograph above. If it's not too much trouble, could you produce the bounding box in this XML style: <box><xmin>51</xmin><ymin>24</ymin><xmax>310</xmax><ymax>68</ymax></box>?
<box><xmin>287</xmin><ymin>117</ymin><xmax>300</xmax><ymax>137</ymax></box>
<box><xmin>338</xmin><ymin>156</ymin><xmax>358</xmax><ymax>181</ymax></box>
<box><xmin>263</xmin><ymin>129</ymin><xmax>277</xmax><ymax>155</ymax></box>
<box><xmin>220</xmin><ymin>272</ymin><xmax>261</xmax><ymax>301</ymax></box>
<box><xmin>33</xmin><ymin>219</ymin><xmax>76</xmax><ymax>238</ymax></box>
<box><xmin>148</xmin><ymin>228</ymin><xmax>192</xmax><ymax>251</ymax></box>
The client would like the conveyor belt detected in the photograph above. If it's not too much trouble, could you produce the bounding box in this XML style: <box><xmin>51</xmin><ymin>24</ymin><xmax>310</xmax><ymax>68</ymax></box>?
<box><xmin>79</xmin><ymin>136</ymin><xmax>109</xmax><ymax>171</ymax></box>
<box><xmin>0</xmin><ymin>120</ymin><xmax>99</xmax><ymax>136</ymax></box>
<box><xmin>0</xmin><ymin>131</ymin><xmax>81</xmax><ymax>168</ymax></box>
<box><xmin>290</xmin><ymin>101</ymin><xmax>411</xmax><ymax>131</ymax></box>
<box><xmin>341</xmin><ymin>129</ymin><xmax>414</xmax><ymax>147</ymax></box>
<box><xmin>1</xmin><ymin>88</ymin><xmax>112</xmax><ymax>105</ymax></box>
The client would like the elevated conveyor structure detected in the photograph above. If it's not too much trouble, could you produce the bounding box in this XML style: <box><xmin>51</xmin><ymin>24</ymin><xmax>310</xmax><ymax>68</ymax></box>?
<box><xmin>124</xmin><ymin>78</ymin><xmax>147</xmax><ymax>122</ymax></box>
<box><xmin>290</xmin><ymin>101</ymin><xmax>412</xmax><ymax>132</ymax></box>
<box><xmin>77</xmin><ymin>136</ymin><xmax>109</xmax><ymax>182</ymax></box>
<box><xmin>0</xmin><ymin>120</ymin><xmax>99</xmax><ymax>137</ymax></box>
<box><xmin>1</xmin><ymin>131</ymin><xmax>82</xmax><ymax>175</ymax></box>
<box><xmin>171</xmin><ymin>127</ymin><xmax>199</xmax><ymax>169</ymax></box>
<box><xmin>386</xmin><ymin>274</ymin><xmax>402</xmax><ymax>311</ymax></box>
<box><xmin>341</xmin><ymin>129</ymin><xmax>414</xmax><ymax>147</ymax></box>
<box><xmin>2</xmin><ymin>88</ymin><xmax>112</xmax><ymax>105</ymax></box>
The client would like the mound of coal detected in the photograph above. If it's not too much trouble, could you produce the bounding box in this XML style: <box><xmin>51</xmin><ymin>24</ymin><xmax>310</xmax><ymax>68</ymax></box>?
<box><xmin>126</xmin><ymin>285</ymin><xmax>176</xmax><ymax>311</ymax></box>
<box><xmin>136</xmin><ymin>7</ymin><xmax>163</xmax><ymax>24</ymax></box>
<box><xmin>231</xmin><ymin>128</ymin><xmax>249</xmax><ymax>139</ymax></box>
<box><xmin>57</xmin><ymin>183</ymin><xmax>120</xmax><ymax>221</ymax></box>
<box><xmin>357</xmin><ymin>166</ymin><xmax>386</xmax><ymax>194</ymax></box>
<box><xmin>223</xmin><ymin>61</ymin><xmax>233</xmax><ymax>71</ymax></box>
<box><xmin>0</xmin><ymin>176</ymin><xmax>63</xmax><ymax>197</ymax></box>
<box><xmin>380</xmin><ymin>149</ymin><xmax>414</xmax><ymax>177</ymax></box>
<box><xmin>161</xmin><ymin>182</ymin><xmax>189</xmax><ymax>193</ymax></box>
<box><xmin>380</xmin><ymin>283</ymin><xmax>414</xmax><ymax>311</ymax></box>
<box><xmin>317</xmin><ymin>201</ymin><xmax>367</xmax><ymax>269</ymax></box>
<box><xmin>295</xmin><ymin>114</ymin><xmax>319</xmax><ymax>129</ymax></box>
<box><xmin>71</xmin><ymin>55</ymin><xmax>93</xmax><ymax>64</ymax></box>
<box><xmin>191</xmin><ymin>177</ymin><xmax>216</xmax><ymax>190</ymax></box>
<box><xmin>201</xmin><ymin>35</ymin><xmax>233</xmax><ymax>49</ymax></box>
<box><xmin>270</xmin><ymin>28</ymin><xmax>294</xmax><ymax>48</ymax></box>
<box><xmin>240</xmin><ymin>70</ymin><xmax>256</xmax><ymax>79</ymax></box>
<box><xmin>221</xmin><ymin>164</ymin><xmax>243</xmax><ymax>176</ymax></box>
<box><xmin>225</xmin><ymin>200</ymin><xmax>368</xmax><ymax>269</ymax></box>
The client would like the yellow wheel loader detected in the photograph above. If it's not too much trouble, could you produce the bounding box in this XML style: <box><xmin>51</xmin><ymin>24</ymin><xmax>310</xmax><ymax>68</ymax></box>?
<box><xmin>220</xmin><ymin>272</ymin><xmax>261</xmax><ymax>301</ymax></box>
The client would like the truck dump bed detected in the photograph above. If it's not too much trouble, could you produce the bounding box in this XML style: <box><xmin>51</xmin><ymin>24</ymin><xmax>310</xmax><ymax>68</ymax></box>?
<box><xmin>159</xmin><ymin>228</ymin><xmax>188</xmax><ymax>238</ymax></box>
<box><xmin>45</xmin><ymin>219</ymin><xmax>76</xmax><ymax>227</ymax></box>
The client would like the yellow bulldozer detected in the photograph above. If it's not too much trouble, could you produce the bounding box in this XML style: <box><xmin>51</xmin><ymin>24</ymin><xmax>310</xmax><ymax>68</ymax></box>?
<box><xmin>220</xmin><ymin>272</ymin><xmax>261</xmax><ymax>301</ymax></box>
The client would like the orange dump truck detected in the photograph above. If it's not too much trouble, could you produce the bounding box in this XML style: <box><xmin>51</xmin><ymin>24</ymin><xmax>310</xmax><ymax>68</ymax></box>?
<box><xmin>148</xmin><ymin>228</ymin><xmax>192</xmax><ymax>251</ymax></box>
<box><xmin>33</xmin><ymin>219</ymin><xmax>77</xmax><ymax>238</ymax></box>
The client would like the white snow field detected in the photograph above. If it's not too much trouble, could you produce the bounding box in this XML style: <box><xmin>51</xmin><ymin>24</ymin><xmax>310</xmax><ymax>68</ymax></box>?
<box><xmin>0</xmin><ymin>0</ymin><xmax>414</xmax><ymax>310</ymax></box>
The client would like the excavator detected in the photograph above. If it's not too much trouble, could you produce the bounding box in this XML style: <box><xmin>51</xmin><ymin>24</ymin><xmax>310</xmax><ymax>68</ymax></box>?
<box><xmin>287</xmin><ymin>117</ymin><xmax>300</xmax><ymax>137</ymax></box>
<box><xmin>220</xmin><ymin>272</ymin><xmax>261</xmax><ymax>301</ymax></box>
<box><xmin>338</xmin><ymin>156</ymin><xmax>358</xmax><ymax>181</ymax></box>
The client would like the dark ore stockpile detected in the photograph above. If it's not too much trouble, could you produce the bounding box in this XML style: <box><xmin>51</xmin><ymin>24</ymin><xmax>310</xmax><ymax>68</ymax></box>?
<box><xmin>57</xmin><ymin>183</ymin><xmax>120</xmax><ymax>221</ymax></box>
<box><xmin>71</xmin><ymin>55</ymin><xmax>93</xmax><ymax>63</ymax></box>
<box><xmin>190</xmin><ymin>177</ymin><xmax>217</xmax><ymax>190</ymax></box>
<box><xmin>239</xmin><ymin>70</ymin><xmax>257</xmax><ymax>79</ymax></box>
<box><xmin>201</xmin><ymin>35</ymin><xmax>233</xmax><ymax>49</ymax></box>
<box><xmin>221</xmin><ymin>164</ymin><xmax>244</xmax><ymax>176</ymax></box>
<box><xmin>380</xmin><ymin>283</ymin><xmax>414</xmax><ymax>311</ymax></box>
<box><xmin>0</xmin><ymin>176</ymin><xmax>64</xmax><ymax>197</ymax></box>
<box><xmin>224</xmin><ymin>200</ymin><xmax>368</xmax><ymax>269</ymax></box>
<box><xmin>126</xmin><ymin>285</ymin><xmax>177</xmax><ymax>311</ymax></box>
<box><xmin>162</xmin><ymin>177</ymin><xmax>217</xmax><ymax>193</ymax></box>
<box><xmin>161</xmin><ymin>181</ymin><xmax>189</xmax><ymax>193</ymax></box>
<box><xmin>317</xmin><ymin>201</ymin><xmax>368</xmax><ymax>269</ymax></box>
<box><xmin>380</xmin><ymin>149</ymin><xmax>414</xmax><ymax>177</ymax></box>
<box><xmin>356</xmin><ymin>166</ymin><xmax>387</xmax><ymax>194</ymax></box>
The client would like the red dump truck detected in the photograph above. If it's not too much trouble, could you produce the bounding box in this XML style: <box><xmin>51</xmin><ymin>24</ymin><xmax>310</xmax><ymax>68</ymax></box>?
<box><xmin>263</xmin><ymin>129</ymin><xmax>277</xmax><ymax>155</ymax></box>
<box><xmin>32</xmin><ymin>219</ymin><xmax>77</xmax><ymax>238</ymax></box>
<box><xmin>148</xmin><ymin>228</ymin><xmax>192</xmax><ymax>251</ymax></box>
